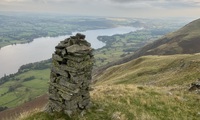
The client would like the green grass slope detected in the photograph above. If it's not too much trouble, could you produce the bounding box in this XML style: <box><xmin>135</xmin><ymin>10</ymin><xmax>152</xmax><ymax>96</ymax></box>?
<box><xmin>21</xmin><ymin>85</ymin><xmax>200</xmax><ymax>120</ymax></box>
<box><xmin>94</xmin><ymin>53</ymin><xmax>200</xmax><ymax>86</ymax></box>
<box><xmin>20</xmin><ymin>54</ymin><xmax>200</xmax><ymax>120</ymax></box>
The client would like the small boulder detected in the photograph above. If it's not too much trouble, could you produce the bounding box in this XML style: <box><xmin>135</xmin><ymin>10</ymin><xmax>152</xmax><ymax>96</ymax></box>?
<box><xmin>76</xmin><ymin>33</ymin><xmax>86</xmax><ymax>39</ymax></box>
<box><xmin>189</xmin><ymin>79</ymin><xmax>200</xmax><ymax>91</ymax></box>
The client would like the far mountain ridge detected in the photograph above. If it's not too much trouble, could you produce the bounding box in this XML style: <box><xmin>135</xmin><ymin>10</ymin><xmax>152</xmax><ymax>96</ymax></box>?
<box><xmin>127</xmin><ymin>18</ymin><xmax>200</xmax><ymax>57</ymax></box>
<box><xmin>143</xmin><ymin>18</ymin><xmax>200</xmax><ymax>55</ymax></box>
<box><xmin>95</xmin><ymin>18</ymin><xmax>200</xmax><ymax>75</ymax></box>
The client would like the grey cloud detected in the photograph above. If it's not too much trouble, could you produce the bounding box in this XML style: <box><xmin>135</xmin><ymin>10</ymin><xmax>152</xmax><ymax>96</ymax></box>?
<box><xmin>110</xmin><ymin>0</ymin><xmax>200</xmax><ymax>8</ymax></box>
<box><xmin>0</xmin><ymin>0</ymin><xmax>200</xmax><ymax>18</ymax></box>
<box><xmin>152</xmin><ymin>0</ymin><xmax>200</xmax><ymax>8</ymax></box>
<box><xmin>110</xmin><ymin>0</ymin><xmax>137</xmax><ymax>3</ymax></box>
<box><xmin>109</xmin><ymin>0</ymin><xmax>159</xmax><ymax>3</ymax></box>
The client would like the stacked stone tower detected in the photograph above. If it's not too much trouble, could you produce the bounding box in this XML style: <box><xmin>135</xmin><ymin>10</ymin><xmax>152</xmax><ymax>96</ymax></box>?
<box><xmin>47</xmin><ymin>33</ymin><xmax>94</xmax><ymax>116</ymax></box>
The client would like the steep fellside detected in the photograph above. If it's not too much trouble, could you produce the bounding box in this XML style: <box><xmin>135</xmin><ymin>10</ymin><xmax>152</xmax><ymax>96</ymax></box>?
<box><xmin>143</xmin><ymin>18</ymin><xmax>200</xmax><ymax>55</ymax></box>
<box><xmin>94</xmin><ymin>53</ymin><xmax>200</xmax><ymax>86</ymax></box>
<box><xmin>95</xmin><ymin>18</ymin><xmax>200</xmax><ymax>74</ymax></box>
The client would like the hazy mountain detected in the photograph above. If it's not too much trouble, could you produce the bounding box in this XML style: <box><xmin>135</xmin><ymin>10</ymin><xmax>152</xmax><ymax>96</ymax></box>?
<box><xmin>141</xmin><ymin>18</ymin><xmax>200</xmax><ymax>55</ymax></box>
<box><xmin>95</xmin><ymin>18</ymin><xmax>200</xmax><ymax>74</ymax></box>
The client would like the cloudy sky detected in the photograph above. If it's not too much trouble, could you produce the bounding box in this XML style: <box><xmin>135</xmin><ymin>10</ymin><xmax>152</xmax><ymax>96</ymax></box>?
<box><xmin>0</xmin><ymin>0</ymin><xmax>200</xmax><ymax>18</ymax></box>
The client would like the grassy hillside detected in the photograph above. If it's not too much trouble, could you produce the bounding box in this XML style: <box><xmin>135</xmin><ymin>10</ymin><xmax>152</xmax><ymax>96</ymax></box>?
<box><xmin>17</xmin><ymin>53</ymin><xmax>200</xmax><ymax>120</ymax></box>
<box><xmin>21</xmin><ymin>85</ymin><xmax>200</xmax><ymax>120</ymax></box>
<box><xmin>94</xmin><ymin>53</ymin><xmax>200</xmax><ymax>86</ymax></box>
<box><xmin>144</xmin><ymin>18</ymin><xmax>200</xmax><ymax>55</ymax></box>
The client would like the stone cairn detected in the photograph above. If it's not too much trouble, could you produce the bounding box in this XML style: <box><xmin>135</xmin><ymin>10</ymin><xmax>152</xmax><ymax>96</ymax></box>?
<box><xmin>47</xmin><ymin>33</ymin><xmax>94</xmax><ymax>116</ymax></box>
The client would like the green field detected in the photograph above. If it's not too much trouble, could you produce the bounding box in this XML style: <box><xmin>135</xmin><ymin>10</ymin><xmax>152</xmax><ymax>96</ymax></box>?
<box><xmin>0</xmin><ymin>69</ymin><xmax>50</xmax><ymax>108</ymax></box>
<box><xmin>94</xmin><ymin>30</ymin><xmax>163</xmax><ymax>67</ymax></box>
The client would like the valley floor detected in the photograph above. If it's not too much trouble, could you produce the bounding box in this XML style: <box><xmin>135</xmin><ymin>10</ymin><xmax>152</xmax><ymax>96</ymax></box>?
<box><xmin>0</xmin><ymin>94</ymin><xmax>48</xmax><ymax>120</ymax></box>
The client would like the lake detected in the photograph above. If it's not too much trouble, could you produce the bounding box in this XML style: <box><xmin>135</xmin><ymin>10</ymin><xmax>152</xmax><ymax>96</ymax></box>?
<box><xmin>0</xmin><ymin>26</ymin><xmax>139</xmax><ymax>78</ymax></box>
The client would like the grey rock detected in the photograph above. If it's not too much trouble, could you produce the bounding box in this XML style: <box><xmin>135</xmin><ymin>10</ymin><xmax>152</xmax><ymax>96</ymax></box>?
<box><xmin>55</xmin><ymin>42</ymin><xmax>66</xmax><ymax>49</ymax></box>
<box><xmin>85</xmin><ymin>101</ymin><xmax>93</xmax><ymax>109</ymax></box>
<box><xmin>52</xmin><ymin>59</ymin><xmax>60</xmax><ymax>65</ymax></box>
<box><xmin>49</xmin><ymin>101</ymin><xmax>63</xmax><ymax>112</ymax></box>
<box><xmin>76</xmin><ymin>33</ymin><xmax>85</xmax><ymax>39</ymax></box>
<box><xmin>64</xmin><ymin>55</ymin><xmax>90</xmax><ymax>62</ymax></box>
<box><xmin>52</xmin><ymin>54</ymin><xmax>63</xmax><ymax>61</ymax></box>
<box><xmin>64</xmin><ymin>110</ymin><xmax>73</xmax><ymax>117</ymax></box>
<box><xmin>79</xmin><ymin>40</ymin><xmax>91</xmax><ymax>47</ymax></box>
<box><xmin>55</xmin><ymin>48</ymin><xmax>62</xmax><ymax>55</ymax></box>
<box><xmin>81</xmin><ymin>110</ymin><xmax>86</xmax><ymax>117</ymax></box>
<box><xmin>50</xmin><ymin>82</ymin><xmax>80</xmax><ymax>95</ymax></box>
<box><xmin>48</xmin><ymin>33</ymin><xmax>93</xmax><ymax>116</ymax></box>
<box><xmin>60</xmin><ymin>64</ymin><xmax>77</xmax><ymax>73</ymax></box>
<box><xmin>78</xmin><ymin>103</ymin><xmax>85</xmax><ymax>110</ymax></box>
<box><xmin>64</xmin><ymin>101</ymin><xmax>78</xmax><ymax>110</ymax></box>
<box><xmin>51</xmin><ymin>66</ymin><xmax>68</xmax><ymax>77</ymax></box>
<box><xmin>63</xmin><ymin>38</ymin><xmax>70</xmax><ymax>43</ymax></box>
<box><xmin>49</xmin><ymin>93</ymin><xmax>60</xmax><ymax>101</ymax></box>
<box><xmin>58</xmin><ymin>77</ymin><xmax>76</xmax><ymax>89</ymax></box>
<box><xmin>61</xmin><ymin>49</ymin><xmax>67</xmax><ymax>56</ymax></box>
<box><xmin>67</xmin><ymin>59</ymin><xmax>93</xmax><ymax>70</ymax></box>
<box><xmin>60</xmin><ymin>93</ymin><xmax>72</xmax><ymax>101</ymax></box>
<box><xmin>189</xmin><ymin>80</ymin><xmax>200</xmax><ymax>91</ymax></box>
<box><xmin>80</xmin><ymin>99</ymin><xmax>90</xmax><ymax>107</ymax></box>
<box><xmin>66</xmin><ymin>44</ymin><xmax>92</xmax><ymax>53</ymax></box>
<box><xmin>49</xmin><ymin>86</ymin><xmax>57</xmax><ymax>94</ymax></box>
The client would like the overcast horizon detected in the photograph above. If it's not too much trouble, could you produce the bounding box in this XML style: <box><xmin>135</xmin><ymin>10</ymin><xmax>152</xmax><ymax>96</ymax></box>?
<box><xmin>0</xmin><ymin>0</ymin><xmax>200</xmax><ymax>18</ymax></box>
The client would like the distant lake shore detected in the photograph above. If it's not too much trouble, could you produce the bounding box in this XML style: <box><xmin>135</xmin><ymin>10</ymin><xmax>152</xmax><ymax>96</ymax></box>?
<box><xmin>0</xmin><ymin>26</ymin><xmax>140</xmax><ymax>78</ymax></box>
